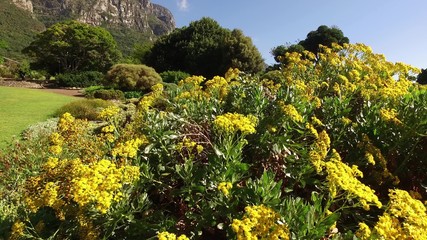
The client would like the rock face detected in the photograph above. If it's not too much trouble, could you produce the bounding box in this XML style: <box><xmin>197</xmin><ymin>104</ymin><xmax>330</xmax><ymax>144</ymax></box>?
<box><xmin>11</xmin><ymin>0</ymin><xmax>33</xmax><ymax>12</ymax></box>
<box><xmin>14</xmin><ymin>0</ymin><xmax>175</xmax><ymax>36</ymax></box>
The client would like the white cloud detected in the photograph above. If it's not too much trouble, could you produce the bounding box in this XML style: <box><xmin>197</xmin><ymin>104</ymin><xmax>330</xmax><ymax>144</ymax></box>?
<box><xmin>177</xmin><ymin>0</ymin><xmax>189</xmax><ymax>11</ymax></box>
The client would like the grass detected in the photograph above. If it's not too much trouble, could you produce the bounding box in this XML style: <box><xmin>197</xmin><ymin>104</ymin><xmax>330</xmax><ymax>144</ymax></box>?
<box><xmin>0</xmin><ymin>86</ymin><xmax>77</xmax><ymax>149</ymax></box>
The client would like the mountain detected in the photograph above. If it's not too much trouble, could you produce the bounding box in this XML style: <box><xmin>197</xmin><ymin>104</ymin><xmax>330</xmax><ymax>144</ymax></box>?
<box><xmin>1</xmin><ymin>0</ymin><xmax>175</xmax><ymax>60</ymax></box>
<box><xmin>0</xmin><ymin>0</ymin><xmax>45</xmax><ymax>61</ymax></box>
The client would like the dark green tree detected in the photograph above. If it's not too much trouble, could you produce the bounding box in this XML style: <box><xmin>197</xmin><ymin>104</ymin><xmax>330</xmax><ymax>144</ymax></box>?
<box><xmin>271</xmin><ymin>25</ymin><xmax>349</xmax><ymax>67</ymax></box>
<box><xmin>417</xmin><ymin>68</ymin><xmax>427</xmax><ymax>85</ymax></box>
<box><xmin>146</xmin><ymin>17</ymin><xmax>264</xmax><ymax>78</ymax></box>
<box><xmin>23</xmin><ymin>20</ymin><xmax>121</xmax><ymax>74</ymax></box>
<box><xmin>299</xmin><ymin>25</ymin><xmax>349</xmax><ymax>54</ymax></box>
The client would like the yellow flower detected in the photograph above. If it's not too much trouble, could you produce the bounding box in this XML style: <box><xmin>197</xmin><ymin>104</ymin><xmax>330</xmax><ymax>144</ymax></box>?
<box><xmin>325</xmin><ymin>149</ymin><xmax>382</xmax><ymax>209</ymax></box>
<box><xmin>112</xmin><ymin>137</ymin><xmax>148</xmax><ymax>159</ymax></box>
<box><xmin>379</xmin><ymin>108</ymin><xmax>402</xmax><ymax>124</ymax></box>
<box><xmin>373</xmin><ymin>189</ymin><xmax>427</xmax><ymax>239</ymax></box>
<box><xmin>101</xmin><ymin>125</ymin><xmax>115</xmax><ymax>133</ymax></box>
<box><xmin>231</xmin><ymin>205</ymin><xmax>289</xmax><ymax>240</ymax></box>
<box><xmin>355</xmin><ymin>222</ymin><xmax>371</xmax><ymax>240</ymax></box>
<box><xmin>157</xmin><ymin>231</ymin><xmax>189</xmax><ymax>240</ymax></box>
<box><xmin>196</xmin><ymin>145</ymin><xmax>204</xmax><ymax>154</ymax></box>
<box><xmin>214</xmin><ymin>113</ymin><xmax>257</xmax><ymax>135</ymax></box>
<box><xmin>10</xmin><ymin>221</ymin><xmax>25</xmax><ymax>239</ymax></box>
<box><xmin>217</xmin><ymin>182</ymin><xmax>232</xmax><ymax>197</ymax></box>
<box><xmin>49</xmin><ymin>145</ymin><xmax>63</xmax><ymax>155</ymax></box>
<box><xmin>99</xmin><ymin>106</ymin><xmax>120</xmax><ymax>120</ymax></box>
<box><xmin>279</xmin><ymin>102</ymin><xmax>303</xmax><ymax>123</ymax></box>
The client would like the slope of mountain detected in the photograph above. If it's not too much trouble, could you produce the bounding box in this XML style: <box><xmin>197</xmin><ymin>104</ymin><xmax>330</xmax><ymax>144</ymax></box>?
<box><xmin>1</xmin><ymin>0</ymin><xmax>175</xmax><ymax>60</ymax></box>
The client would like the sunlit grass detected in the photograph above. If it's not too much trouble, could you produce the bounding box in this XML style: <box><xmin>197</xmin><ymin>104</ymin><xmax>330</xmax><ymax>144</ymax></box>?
<box><xmin>0</xmin><ymin>86</ymin><xmax>76</xmax><ymax>148</ymax></box>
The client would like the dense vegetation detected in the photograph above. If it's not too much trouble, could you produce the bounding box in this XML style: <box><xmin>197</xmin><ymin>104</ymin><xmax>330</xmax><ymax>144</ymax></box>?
<box><xmin>23</xmin><ymin>20</ymin><xmax>122</xmax><ymax>75</ymax></box>
<box><xmin>146</xmin><ymin>17</ymin><xmax>265</xmax><ymax>78</ymax></box>
<box><xmin>0</xmin><ymin>0</ymin><xmax>45</xmax><ymax>61</ymax></box>
<box><xmin>271</xmin><ymin>25</ymin><xmax>349</xmax><ymax>68</ymax></box>
<box><xmin>1</xmin><ymin>43</ymin><xmax>426</xmax><ymax>239</ymax></box>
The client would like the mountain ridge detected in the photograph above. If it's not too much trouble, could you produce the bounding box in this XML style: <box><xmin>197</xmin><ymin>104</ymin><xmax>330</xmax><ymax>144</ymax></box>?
<box><xmin>1</xmin><ymin>0</ymin><xmax>176</xmax><ymax>60</ymax></box>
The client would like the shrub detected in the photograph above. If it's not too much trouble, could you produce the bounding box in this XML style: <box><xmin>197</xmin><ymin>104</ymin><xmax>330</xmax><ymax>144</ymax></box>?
<box><xmin>83</xmin><ymin>85</ymin><xmax>105</xmax><ymax>98</ymax></box>
<box><xmin>124</xmin><ymin>91</ymin><xmax>143</xmax><ymax>99</ymax></box>
<box><xmin>159</xmin><ymin>70</ymin><xmax>190</xmax><ymax>84</ymax></box>
<box><xmin>105</xmin><ymin>64</ymin><xmax>162</xmax><ymax>91</ymax></box>
<box><xmin>93</xmin><ymin>89</ymin><xmax>125</xmax><ymax>100</ymax></box>
<box><xmin>53</xmin><ymin>99</ymin><xmax>114</xmax><ymax>120</ymax></box>
<box><xmin>56</xmin><ymin>71</ymin><xmax>104</xmax><ymax>88</ymax></box>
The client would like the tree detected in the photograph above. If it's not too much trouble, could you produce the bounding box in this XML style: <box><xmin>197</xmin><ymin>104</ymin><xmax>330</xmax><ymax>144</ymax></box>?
<box><xmin>23</xmin><ymin>20</ymin><xmax>121</xmax><ymax>74</ymax></box>
<box><xmin>146</xmin><ymin>17</ymin><xmax>264</xmax><ymax>78</ymax></box>
<box><xmin>417</xmin><ymin>68</ymin><xmax>427</xmax><ymax>85</ymax></box>
<box><xmin>271</xmin><ymin>25</ymin><xmax>349</xmax><ymax>66</ymax></box>
<box><xmin>299</xmin><ymin>25</ymin><xmax>349</xmax><ymax>54</ymax></box>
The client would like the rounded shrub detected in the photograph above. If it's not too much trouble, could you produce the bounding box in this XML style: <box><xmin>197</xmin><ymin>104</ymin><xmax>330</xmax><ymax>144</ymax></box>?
<box><xmin>159</xmin><ymin>70</ymin><xmax>190</xmax><ymax>84</ymax></box>
<box><xmin>54</xmin><ymin>99</ymin><xmax>114</xmax><ymax>120</ymax></box>
<box><xmin>56</xmin><ymin>71</ymin><xmax>104</xmax><ymax>88</ymax></box>
<box><xmin>105</xmin><ymin>64</ymin><xmax>162</xmax><ymax>92</ymax></box>
<box><xmin>93</xmin><ymin>89</ymin><xmax>125</xmax><ymax>100</ymax></box>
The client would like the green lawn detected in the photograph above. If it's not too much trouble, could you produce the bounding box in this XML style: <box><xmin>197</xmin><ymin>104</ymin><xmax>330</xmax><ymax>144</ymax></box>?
<box><xmin>0</xmin><ymin>86</ymin><xmax>77</xmax><ymax>149</ymax></box>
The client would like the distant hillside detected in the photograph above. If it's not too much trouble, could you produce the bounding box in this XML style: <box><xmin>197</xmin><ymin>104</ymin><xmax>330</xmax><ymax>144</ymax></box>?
<box><xmin>1</xmin><ymin>0</ymin><xmax>175</xmax><ymax>60</ymax></box>
<box><xmin>0</xmin><ymin>0</ymin><xmax>45</xmax><ymax>61</ymax></box>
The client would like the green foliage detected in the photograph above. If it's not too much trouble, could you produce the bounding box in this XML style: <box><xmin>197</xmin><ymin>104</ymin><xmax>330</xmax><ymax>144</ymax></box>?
<box><xmin>417</xmin><ymin>68</ymin><xmax>427</xmax><ymax>84</ymax></box>
<box><xmin>53</xmin><ymin>99</ymin><xmax>114</xmax><ymax>120</ymax></box>
<box><xmin>1</xmin><ymin>44</ymin><xmax>427</xmax><ymax>239</ymax></box>
<box><xmin>271</xmin><ymin>25</ymin><xmax>349</xmax><ymax>66</ymax></box>
<box><xmin>147</xmin><ymin>17</ymin><xmax>265</xmax><ymax>78</ymax></box>
<box><xmin>106</xmin><ymin>27</ymin><xmax>154</xmax><ymax>58</ymax></box>
<box><xmin>123</xmin><ymin>91</ymin><xmax>144</xmax><ymax>99</ymax></box>
<box><xmin>105</xmin><ymin>63</ymin><xmax>162</xmax><ymax>91</ymax></box>
<box><xmin>300</xmin><ymin>25</ymin><xmax>349</xmax><ymax>54</ymax></box>
<box><xmin>0</xmin><ymin>0</ymin><xmax>45</xmax><ymax>61</ymax></box>
<box><xmin>159</xmin><ymin>70</ymin><xmax>191</xmax><ymax>84</ymax></box>
<box><xmin>23</xmin><ymin>20</ymin><xmax>121</xmax><ymax>74</ymax></box>
<box><xmin>93</xmin><ymin>89</ymin><xmax>125</xmax><ymax>100</ymax></box>
<box><xmin>55</xmin><ymin>71</ymin><xmax>105</xmax><ymax>88</ymax></box>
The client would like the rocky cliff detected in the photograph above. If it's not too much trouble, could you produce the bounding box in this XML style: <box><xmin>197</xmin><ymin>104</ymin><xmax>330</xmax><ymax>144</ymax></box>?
<box><xmin>26</xmin><ymin>0</ymin><xmax>175</xmax><ymax>36</ymax></box>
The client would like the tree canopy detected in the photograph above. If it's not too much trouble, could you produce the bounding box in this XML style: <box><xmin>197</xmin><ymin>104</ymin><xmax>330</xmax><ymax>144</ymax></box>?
<box><xmin>23</xmin><ymin>20</ymin><xmax>121</xmax><ymax>74</ymax></box>
<box><xmin>271</xmin><ymin>25</ymin><xmax>349</xmax><ymax>66</ymax></box>
<box><xmin>417</xmin><ymin>68</ymin><xmax>427</xmax><ymax>85</ymax></box>
<box><xmin>146</xmin><ymin>17</ymin><xmax>265</xmax><ymax>78</ymax></box>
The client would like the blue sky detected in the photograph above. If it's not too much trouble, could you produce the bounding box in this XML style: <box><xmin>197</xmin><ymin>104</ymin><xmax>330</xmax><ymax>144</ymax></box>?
<box><xmin>151</xmin><ymin>0</ymin><xmax>427</xmax><ymax>69</ymax></box>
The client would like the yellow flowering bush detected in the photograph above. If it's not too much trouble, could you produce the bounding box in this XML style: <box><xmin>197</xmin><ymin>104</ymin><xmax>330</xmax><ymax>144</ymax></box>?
<box><xmin>111</xmin><ymin>137</ymin><xmax>148</xmax><ymax>159</ymax></box>
<box><xmin>25</xmin><ymin>157</ymin><xmax>140</xmax><ymax>215</ymax></box>
<box><xmin>214</xmin><ymin>112</ymin><xmax>258</xmax><ymax>135</ymax></box>
<box><xmin>2</xmin><ymin>44</ymin><xmax>426</xmax><ymax>239</ymax></box>
<box><xmin>373</xmin><ymin>189</ymin><xmax>427</xmax><ymax>240</ymax></box>
<box><xmin>231</xmin><ymin>205</ymin><xmax>289</xmax><ymax>240</ymax></box>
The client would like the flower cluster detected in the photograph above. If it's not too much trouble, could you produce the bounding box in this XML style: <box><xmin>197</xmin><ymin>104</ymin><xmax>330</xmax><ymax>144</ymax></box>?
<box><xmin>25</xmin><ymin>157</ymin><xmax>140</xmax><ymax>216</ymax></box>
<box><xmin>157</xmin><ymin>231</ymin><xmax>189</xmax><ymax>240</ymax></box>
<box><xmin>214</xmin><ymin>113</ymin><xmax>258</xmax><ymax>135</ymax></box>
<box><xmin>99</xmin><ymin>105</ymin><xmax>121</xmax><ymax>121</ymax></box>
<box><xmin>231</xmin><ymin>205</ymin><xmax>289</xmax><ymax>240</ymax></box>
<box><xmin>278</xmin><ymin>102</ymin><xmax>303</xmax><ymax>123</ymax></box>
<box><xmin>373</xmin><ymin>189</ymin><xmax>427</xmax><ymax>239</ymax></box>
<box><xmin>176</xmin><ymin>137</ymin><xmax>204</xmax><ymax>154</ymax></box>
<box><xmin>380</xmin><ymin>108</ymin><xmax>402</xmax><ymax>125</ymax></box>
<box><xmin>325</xmin><ymin>149</ymin><xmax>382</xmax><ymax>210</ymax></box>
<box><xmin>112</xmin><ymin>137</ymin><xmax>148</xmax><ymax>159</ymax></box>
<box><xmin>217</xmin><ymin>181</ymin><xmax>232</xmax><ymax>197</ymax></box>
<box><xmin>205</xmin><ymin>76</ymin><xmax>230</xmax><ymax>99</ymax></box>
<box><xmin>48</xmin><ymin>132</ymin><xmax>64</xmax><ymax>155</ymax></box>
<box><xmin>139</xmin><ymin>83</ymin><xmax>164</xmax><ymax>111</ymax></box>
<box><xmin>308</xmin><ymin>130</ymin><xmax>330</xmax><ymax>173</ymax></box>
